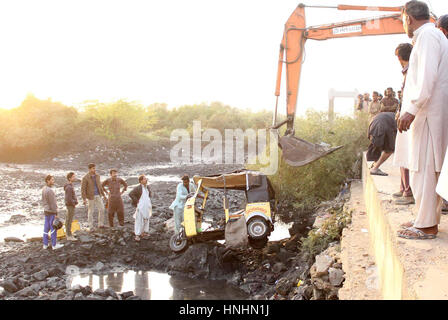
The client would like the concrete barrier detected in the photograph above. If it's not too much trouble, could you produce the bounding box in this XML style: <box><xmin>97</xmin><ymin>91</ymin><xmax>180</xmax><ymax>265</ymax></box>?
<box><xmin>362</xmin><ymin>152</ymin><xmax>448</xmax><ymax>300</ymax></box>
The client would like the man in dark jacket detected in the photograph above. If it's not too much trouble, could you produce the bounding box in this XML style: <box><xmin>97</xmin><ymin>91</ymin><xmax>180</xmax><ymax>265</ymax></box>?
<box><xmin>129</xmin><ymin>175</ymin><xmax>152</xmax><ymax>208</ymax></box>
<box><xmin>380</xmin><ymin>87</ymin><xmax>399</xmax><ymax>113</ymax></box>
<box><xmin>64</xmin><ymin>172</ymin><xmax>78</xmax><ymax>240</ymax></box>
<box><xmin>102</xmin><ymin>169</ymin><xmax>128</xmax><ymax>227</ymax></box>
<box><xmin>129</xmin><ymin>175</ymin><xmax>152</xmax><ymax>241</ymax></box>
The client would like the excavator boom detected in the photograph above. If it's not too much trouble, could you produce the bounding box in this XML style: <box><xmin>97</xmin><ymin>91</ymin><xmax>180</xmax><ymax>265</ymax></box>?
<box><xmin>273</xmin><ymin>3</ymin><xmax>419</xmax><ymax>166</ymax></box>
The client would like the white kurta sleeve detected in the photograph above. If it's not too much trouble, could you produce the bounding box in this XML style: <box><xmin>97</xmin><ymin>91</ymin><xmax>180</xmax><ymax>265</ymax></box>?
<box><xmin>403</xmin><ymin>30</ymin><xmax>440</xmax><ymax>115</ymax></box>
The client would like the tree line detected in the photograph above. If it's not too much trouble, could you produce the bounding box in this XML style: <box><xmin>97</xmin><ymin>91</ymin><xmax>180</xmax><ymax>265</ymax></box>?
<box><xmin>0</xmin><ymin>94</ymin><xmax>273</xmax><ymax>158</ymax></box>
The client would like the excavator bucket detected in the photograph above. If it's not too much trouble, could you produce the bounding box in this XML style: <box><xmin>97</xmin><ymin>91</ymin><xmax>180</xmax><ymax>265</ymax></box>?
<box><xmin>279</xmin><ymin>135</ymin><xmax>343</xmax><ymax>167</ymax></box>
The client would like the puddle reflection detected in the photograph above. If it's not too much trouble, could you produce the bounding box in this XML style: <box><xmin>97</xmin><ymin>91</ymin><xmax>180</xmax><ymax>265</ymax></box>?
<box><xmin>70</xmin><ymin>271</ymin><xmax>248</xmax><ymax>300</ymax></box>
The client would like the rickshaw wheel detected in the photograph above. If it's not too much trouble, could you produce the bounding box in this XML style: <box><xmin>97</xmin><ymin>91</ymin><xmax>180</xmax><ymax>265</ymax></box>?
<box><xmin>247</xmin><ymin>217</ymin><xmax>269</xmax><ymax>239</ymax></box>
<box><xmin>169</xmin><ymin>233</ymin><xmax>188</xmax><ymax>253</ymax></box>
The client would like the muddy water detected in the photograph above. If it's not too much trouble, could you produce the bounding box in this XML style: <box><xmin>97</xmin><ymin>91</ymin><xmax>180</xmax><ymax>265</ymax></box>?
<box><xmin>69</xmin><ymin>271</ymin><xmax>248</xmax><ymax>300</ymax></box>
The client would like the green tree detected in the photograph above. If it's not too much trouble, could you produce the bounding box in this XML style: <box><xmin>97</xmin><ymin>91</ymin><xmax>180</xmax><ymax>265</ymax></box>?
<box><xmin>81</xmin><ymin>99</ymin><xmax>148</xmax><ymax>141</ymax></box>
<box><xmin>4</xmin><ymin>94</ymin><xmax>78</xmax><ymax>149</ymax></box>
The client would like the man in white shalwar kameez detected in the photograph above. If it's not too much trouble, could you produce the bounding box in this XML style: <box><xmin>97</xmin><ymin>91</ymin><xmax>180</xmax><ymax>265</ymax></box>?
<box><xmin>435</xmin><ymin>15</ymin><xmax>448</xmax><ymax>212</ymax></box>
<box><xmin>135</xmin><ymin>184</ymin><xmax>151</xmax><ymax>237</ymax></box>
<box><xmin>129</xmin><ymin>175</ymin><xmax>152</xmax><ymax>241</ymax></box>
<box><xmin>397</xmin><ymin>1</ymin><xmax>448</xmax><ymax>239</ymax></box>
<box><xmin>392</xmin><ymin>43</ymin><xmax>414</xmax><ymax>205</ymax></box>
<box><xmin>437</xmin><ymin>149</ymin><xmax>448</xmax><ymax>202</ymax></box>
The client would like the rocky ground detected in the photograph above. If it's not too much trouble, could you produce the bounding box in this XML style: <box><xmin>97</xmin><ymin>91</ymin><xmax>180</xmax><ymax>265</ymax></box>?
<box><xmin>0</xmin><ymin>145</ymin><xmax>351</xmax><ymax>300</ymax></box>
<box><xmin>0</xmin><ymin>222</ymin><xmax>318</xmax><ymax>300</ymax></box>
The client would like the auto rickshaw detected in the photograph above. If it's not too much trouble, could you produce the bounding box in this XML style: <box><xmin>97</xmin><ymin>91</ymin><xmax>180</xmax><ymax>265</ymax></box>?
<box><xmin>169</xmin><ymin>170</ymin><xmax>277</xmax><ymax>252</ymax></box>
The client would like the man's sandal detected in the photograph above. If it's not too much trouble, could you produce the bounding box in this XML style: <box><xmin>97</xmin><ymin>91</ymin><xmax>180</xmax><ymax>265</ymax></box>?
<box><xmin>400</xmin><ymin>221</ymin><xmax>414</xmax><ymax>229</ymax></box>
<box><xmin>135</xmin><ymin>236</ymin><xmax>141</xmax><ymax>242</ymax></box>
<box><xmin>370</xmin><ymin>168</ymin><xmax>388</xmax><ymax>176</ymax></box>
<box><xmin>397</xmin><ymin>227</ymin><xmax>437</xmax><ymax>240</ymax></box>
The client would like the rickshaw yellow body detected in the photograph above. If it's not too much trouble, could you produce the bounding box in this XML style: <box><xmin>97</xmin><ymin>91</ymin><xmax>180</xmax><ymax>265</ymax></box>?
<box><xmin>183</xmin><ymin>179</ymin><xmax>209</xmax><ymax>237</ymax></box>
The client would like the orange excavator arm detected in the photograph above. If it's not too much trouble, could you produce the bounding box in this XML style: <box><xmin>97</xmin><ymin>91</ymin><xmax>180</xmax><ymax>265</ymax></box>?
<box><xmin>272</xmin><ymin>4</ymin><xmax>434</xmax><ymax>166</ymax></box>
<box><xmin>273</xmin><ymin>4</ymin><xmax>406</xmax><ymax>133</ymax></box>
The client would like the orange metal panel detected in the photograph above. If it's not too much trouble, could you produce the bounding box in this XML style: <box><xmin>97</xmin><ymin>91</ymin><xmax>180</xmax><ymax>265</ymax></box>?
<box><xmin>306</xmin><ymin>14</ymin><xmax>404</xmax><ymax>40</ymax></box>
<box><xmin>337</xmin><ymin>5</ymin><xmax>402</xmax><ymax>12</ymax></box>
<box><xmin>284</xmin><ymin>5</ymin><xmax>306</xmax><ymax>117</ymax></box>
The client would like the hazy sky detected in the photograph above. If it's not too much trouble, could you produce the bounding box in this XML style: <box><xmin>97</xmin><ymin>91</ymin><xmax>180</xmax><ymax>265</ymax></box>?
<box><xmin>0</xmin><ymin>0</ymin><xmax>444</xmax><ymax>116</ymax></box>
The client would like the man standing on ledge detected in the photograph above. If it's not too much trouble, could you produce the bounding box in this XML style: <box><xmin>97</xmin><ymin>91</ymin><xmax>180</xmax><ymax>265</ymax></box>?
<box><xmin>435</xmin><ymin>14</ymin><xmax>448</xmax><ymax>214</ymax></box>
<box><xmin>380</xmin><ymin>87</ymin><xmax>399</xmax><ymax>113</ymax></box>
<box><xmin>393</xmin><ymin>43</ymin><xmax>414</xmax><ymax>206</ymax></box>
<box><xmin>397</xmin><ymin>1</ymin><xmax>448</xmax><ymax>239</ymax></box>
<box><xmin>368</xmin><ymin>91</ymin><xmax>381</xmax><ymax>120</ymax></box>
<box><xmin>81</xmin><ymin>163</ymin><xmax>107</xmax><ymax>231</ymax></box>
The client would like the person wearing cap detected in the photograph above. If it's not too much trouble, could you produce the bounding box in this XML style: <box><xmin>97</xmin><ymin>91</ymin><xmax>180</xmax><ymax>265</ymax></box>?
<box><xmin>169</xmin><ymin>175</ymin><xmax>197</xmax><ymax>234</ymax></box>
<box><xmin>102</xmin><ymin>169</ymin><xmax>128</xmax><ymax>227</ymax></box>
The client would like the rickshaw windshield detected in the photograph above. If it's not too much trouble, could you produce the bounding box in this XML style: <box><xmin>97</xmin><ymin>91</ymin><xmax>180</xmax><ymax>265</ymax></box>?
<box><xmin>246</xmin><ymin>175</ymin><xmax>275</xmax><ymax>203</ymax></box>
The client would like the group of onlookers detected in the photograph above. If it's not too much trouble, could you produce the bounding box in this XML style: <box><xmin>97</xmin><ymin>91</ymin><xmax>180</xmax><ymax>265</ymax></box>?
<box><xmin>41</xmin><ymin>163</ymin><xmax>155</xmax><ymax>249</ymax></box>
<box><xmin>356</xmin><ymin>87</ymin><xmax>401</xmax><ymax>119</ymax></box>
<box><xmin>364</xmin><ymin>2</ymin><xmax>448</xmax><ymax>240</ymax></box>
<box><xmin>41</xmin><ymin>161</ymin><xmax>198</xmax><ymax>248</ymax></box>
